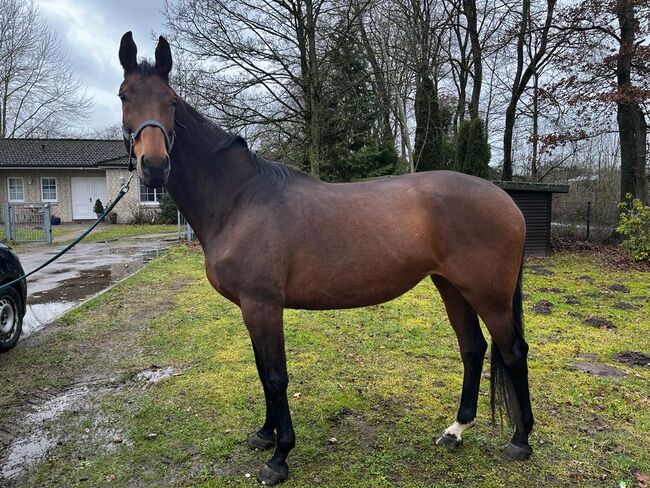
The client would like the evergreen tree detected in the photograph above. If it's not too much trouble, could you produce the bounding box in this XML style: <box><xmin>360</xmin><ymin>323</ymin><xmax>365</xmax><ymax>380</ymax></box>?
<box><xmin>414</xmin><ymin>73</ymin><xmax>444</xmax><ymax>171</ymax></box>
<box><xmin>453</xmin><ymin>118</ymin><xmax>490</xmax><ymax>178</ymax></box>
<box><xmin>319</xmin><ymin>28</ymin><xmax>397</xmax><ymax>181</ymax></box>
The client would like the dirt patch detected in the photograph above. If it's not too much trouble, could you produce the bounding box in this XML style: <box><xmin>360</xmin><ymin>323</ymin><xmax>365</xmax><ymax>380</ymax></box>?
<box><xmin>527</xmin><ymin>265</ymin><xmax>555</xmax><ymax>276</ymax></box>
<box><xmin>564</xmin><ymin>295</ymin><xmax>581</xmax><ymax>305</ymax></box>
<box><xmin>615</xmin><ymin>351</ymin><xmax>650</xmax><ymax>367</ymax></box>
<box><xmin>552</xmin><ymin>237</ymin><xmax>650</xmax><ymax>272</ymax></box>
<box><xmin>137</xmin><ymin>365</ymin><xmax>183</xmax><ymax>383</ymax></box>
<box><xmin>532</xmin><ymin>300</ymin><xmax>554</xmax><ymax>315</ymax></box>
<box><xmin>568</xmin><ymin>311</ymin><xmax>584</xmax><ymax>319</ymax></box>
<box><xmin>536</xmin><ymin>287</ymin><xmax>564</xmax><ymax>294</ymax></box>
<box><xmin>568</xmin><ymin>361</ymin><xmax>627</xmax><ymax>378</ymax></box>
<box><xmin>583</xmin><ymin>317</ymin><xmax>616</xmax><ymax>330</ymax></box>
<box><xmin>576</xmin><ymin>275</ymin><xmax>595</xmax><ymax>283</ymax></box>
<box><xmin>607</xmin><ymin>284</ymin><xmax>630</xmax><ymax>293</ymax></box>
<box><xmin>613</xmin><ymin>301</ymin><xmax>636</xmax><ymax>310</ymax></box>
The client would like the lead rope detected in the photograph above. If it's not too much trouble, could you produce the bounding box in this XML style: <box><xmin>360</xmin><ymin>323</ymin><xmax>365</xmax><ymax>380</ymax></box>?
<box><xmin>0</xmin><ymin>171</ymin><xmax>135</xmax><ymax>292</ymax></box>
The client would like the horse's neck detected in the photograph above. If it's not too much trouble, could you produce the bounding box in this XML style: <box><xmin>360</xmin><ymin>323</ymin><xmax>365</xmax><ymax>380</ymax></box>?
<box><xmin>166</xmin><ymin>106</ymin><xmax>256</xmax><ymax>244</ymax></box>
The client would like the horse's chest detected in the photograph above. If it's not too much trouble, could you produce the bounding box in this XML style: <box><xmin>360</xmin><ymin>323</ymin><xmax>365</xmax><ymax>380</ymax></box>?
<box><xmin>204</xmin><ymin>258</ymin><xmax>242</xmax><ymax>305</ymax></box>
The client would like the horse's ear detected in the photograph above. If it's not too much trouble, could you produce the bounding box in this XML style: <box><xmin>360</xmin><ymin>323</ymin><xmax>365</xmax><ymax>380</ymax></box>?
<box><xmin>155</xmin><ymin>36</ymin><xmax>172</xmax><ymax>81</ymax></box>
<box><xmin>119</xmin><ymin>31</ymin><xmax>138</xmax><ymax>73</ymax></box>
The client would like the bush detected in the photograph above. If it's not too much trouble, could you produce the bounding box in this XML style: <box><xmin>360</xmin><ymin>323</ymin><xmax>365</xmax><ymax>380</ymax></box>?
<box><xmin>616</xmin><ymin>194</ymin><xmax>650</xmax><ymax>261</ymax></box>
<box><xmin>158</xmin><ymin>193</ymin><xmax>178</xmax><ymax>224</ymax></box>
<box><xmin>93</xmin><ymin>199</ymin><xmax>104</xmax><ymax>215</ymax></box>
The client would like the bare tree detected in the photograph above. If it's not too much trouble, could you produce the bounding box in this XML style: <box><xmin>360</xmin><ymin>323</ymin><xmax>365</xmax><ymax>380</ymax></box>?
<box><xmin>501</xmin><ymin>0</ymin><xmax>562</xmax><ymax>180</ymax></box>
<box><xmin>0</xmin><ymin>0</ymin><xmax>91</xmax><ymax>138</ymax></box>
<box><xmin>163</xmin><ymin>0</ymin><xmax>365</xmax><ymax>177</ymax></box>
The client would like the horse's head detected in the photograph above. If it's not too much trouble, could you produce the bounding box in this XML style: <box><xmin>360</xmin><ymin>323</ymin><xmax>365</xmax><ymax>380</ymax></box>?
<box><xmin>118</xmin><ymin>32</ymin><xmax>176</xmax><ymax>188</ymax></box>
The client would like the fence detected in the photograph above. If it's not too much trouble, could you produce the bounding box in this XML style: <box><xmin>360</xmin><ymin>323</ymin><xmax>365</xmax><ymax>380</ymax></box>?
<box><xmin>177</xmin><ymin>210</ymin><xmax>195</xmax><ymax>241</ymax></box>
<box><xmin>552</xmin><ymin>195</ymin><xmax>620</xmax><ymax>241</ymax></box>
<box><xmin>1</xmin><ymin>202</ymin><xmax>53</xmax><ymax>243</ymax></box>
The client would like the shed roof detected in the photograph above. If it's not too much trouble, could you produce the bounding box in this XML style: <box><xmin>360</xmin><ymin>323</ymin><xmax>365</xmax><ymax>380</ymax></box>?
<box><xmin>0</xmin><ymin>138</ymin><xmax>129</xmax><ymax>168</ymax></box>
<box><xmin>493</xmin><ymin>180</ymin><xmax>569</xmax><ymax>193</ymax></box>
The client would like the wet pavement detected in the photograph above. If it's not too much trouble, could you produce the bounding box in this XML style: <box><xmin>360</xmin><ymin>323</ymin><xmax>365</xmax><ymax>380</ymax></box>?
<box><xmin>15</xmin><ymin>235</ymin><xmax>176</xmax><ymax>339</ymax></box>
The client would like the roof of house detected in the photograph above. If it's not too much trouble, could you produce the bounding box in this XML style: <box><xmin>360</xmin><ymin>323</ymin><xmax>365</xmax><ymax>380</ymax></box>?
<box><xmin>0</xmin><ymin>138</ymin><xmax>129</xmax><ymax>168</ymax></box>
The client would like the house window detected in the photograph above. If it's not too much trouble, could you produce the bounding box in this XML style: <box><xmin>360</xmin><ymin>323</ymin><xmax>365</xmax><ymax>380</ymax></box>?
<box><xmin>41</xmin><ymin>177</ymin><xmax>58</xmax><ymax>202</ymax></box>
<box><xmin>8</xmin><ymin>178</ymin><xmax>25</xmax><ymax>202</ymax></box>
<box><xmin>139</xmin><ymin>180</ymin><xmax>166</xmax><ymax>205</ymax></box>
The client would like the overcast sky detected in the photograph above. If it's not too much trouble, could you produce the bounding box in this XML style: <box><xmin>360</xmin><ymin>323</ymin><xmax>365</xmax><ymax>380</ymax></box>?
<box><xmin>36</xmin><ymin>0</ymin><xmax>168</xmax><ymax>136</ymax></box>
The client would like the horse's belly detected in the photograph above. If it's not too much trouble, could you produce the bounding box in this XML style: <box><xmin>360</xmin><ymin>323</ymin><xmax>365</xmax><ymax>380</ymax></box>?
<box><xmin>284</xmin><ymin>262</ymin><xmax>432</xmax><ymax>310</ymax></box>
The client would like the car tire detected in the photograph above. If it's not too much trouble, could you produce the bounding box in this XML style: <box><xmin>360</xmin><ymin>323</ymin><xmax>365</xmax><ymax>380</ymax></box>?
<box><xmin>0</xmin><ymin>287</ymin><xmax>23</xmax><ymax>352</ymax></box>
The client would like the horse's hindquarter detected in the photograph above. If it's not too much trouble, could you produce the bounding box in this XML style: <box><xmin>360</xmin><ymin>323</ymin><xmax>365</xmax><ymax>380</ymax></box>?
<box><xmin>283</xmin><ymin>172</ymin><xmax>524</xmax><ymax>310</ymax></box>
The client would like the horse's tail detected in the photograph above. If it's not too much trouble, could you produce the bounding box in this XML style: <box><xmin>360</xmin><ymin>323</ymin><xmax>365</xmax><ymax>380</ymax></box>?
<box><xmin>490</xmin><ymin>260</ymin><xmax>525</xmax><ymax>432</ymax></box>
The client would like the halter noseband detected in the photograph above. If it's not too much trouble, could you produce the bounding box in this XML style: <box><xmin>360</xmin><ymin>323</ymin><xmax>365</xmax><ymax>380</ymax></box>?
<box><xmin>123</xmin><ymin>119</ymin><xmax>175</xmax><ymax>172</ymax></box>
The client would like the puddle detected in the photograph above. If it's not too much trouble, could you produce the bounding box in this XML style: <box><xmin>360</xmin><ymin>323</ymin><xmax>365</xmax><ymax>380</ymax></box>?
<box><xmin>19</xmin><ymin>243</ymin><xmax>171</xmax><ymax>339</ymax></box>
<box><xmin>1</xmin><ymin>433</ymin><xmax>57</xmax><ymax>479</ymax></box>
<box><xmin>1</xmin><ymin>387</ymin><xmax>89</xmax><ymax>480</ymax></box>
<box><xmin>137</xmin><ymin>365</ymin><xmax>181</xmax><ymax>383</ymax></box>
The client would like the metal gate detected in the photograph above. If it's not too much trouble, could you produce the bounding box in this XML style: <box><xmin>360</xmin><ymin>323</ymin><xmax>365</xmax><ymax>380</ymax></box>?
<box><xmin>177</xmin><ymin>210</ymin><xmax>195</xmax><ymax>241</ymax></box>
<box><xmin>1</xmin><ymin>203</ymin><xmax>53</xmax><ymax>243</ymax></box>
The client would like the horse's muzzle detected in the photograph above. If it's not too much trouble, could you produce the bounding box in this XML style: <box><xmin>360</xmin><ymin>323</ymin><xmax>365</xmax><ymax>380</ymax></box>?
<box><xmin>139</xmin><ymin>154</ymin><xmax>170</xmax><ymax>188</ymax></box>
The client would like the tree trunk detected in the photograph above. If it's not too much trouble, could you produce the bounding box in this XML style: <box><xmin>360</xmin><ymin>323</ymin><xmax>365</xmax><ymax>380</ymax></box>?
<box><xmin>616</xmin><ymin>0</ymin><xmax>647</xmax><ymax>203</ymax></box>
<box><xmin>464</xmin><ymin>0</ymin><xmax>482</xmax><ymax>121</ymax></box>
<box><xmin>531</xmin><ymin>71</ymin><xmax>539</xmax><ymax>179</ymax></box>
<box><xmin>502</xmin><ymin>101</ymin><xmax>517</xmax><ymax>180</ymax></box>
<box><xmin>305</xmin><ymin>0</ymin><xmax>320</xmax><ymax>177</ymax></box>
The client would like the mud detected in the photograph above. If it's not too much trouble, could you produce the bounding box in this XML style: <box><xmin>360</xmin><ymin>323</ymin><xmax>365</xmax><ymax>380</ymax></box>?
<box><xmin>607</xmin><ymin>284</ymin><xmax>630</xmax><ymax>293</ymax></box>
<box><xmin>532</xmin><ymin>300</ymin><xmax>554</xmax><ymax>315</ymax></box>
<box><xmin>563</xmin><ymin>295</ymin><xmax>581</xmax><ymax>305</ymax></box>
<box><xmin>583</xmin><ymin>316</ymin><xmax>616</xmax><ymax>330</ymax></box>
<box><xmin>0</xmin><ymin>363</ymin><xmax>179</xmax><ymax>483</ymax></box>
<box><xmin>536</xmin><ymin>287</ymin><xmax>564</xmax><ymax>294</ymax></box>
<box><xmin>568</xmin><ymin>361</ymin><xmax>627</xmax><ymax>378</ymax></box>
<box><xmin>615</xmin><ymin>351</ymin><xmax>650</xmax><ymax>367</ymax></box>
<box><xmin>137</xmin><ymin>365</ymin><xmax>182</xmax><ymax>383</ymax></box>
<box><xmin>1</xmin><ymin>386</ymin><xmax>90</xmax><ymax>480</ymax></box>
<box><xmin>527</xmin><ymin>265</ymin><xmax>554</xmax><ymax>276</ymax></box>
<box><xmin>613</xmin><ymin>301</ymin><xmax>636</xmax><ymax>310</ymax></box>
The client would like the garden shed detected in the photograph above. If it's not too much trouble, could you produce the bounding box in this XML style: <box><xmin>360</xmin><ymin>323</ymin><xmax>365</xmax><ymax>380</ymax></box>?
<box><xmin>494</xmin><ymin>181</ymin><xmax>569</xmax><ymax>257</ymax></box>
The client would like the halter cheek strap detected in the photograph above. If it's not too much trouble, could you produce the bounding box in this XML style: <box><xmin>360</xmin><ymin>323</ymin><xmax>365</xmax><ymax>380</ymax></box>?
<box><xmin>123</xmin><ymin>119</ymin><xmax>176</xmax><ymax>172</ymax></box>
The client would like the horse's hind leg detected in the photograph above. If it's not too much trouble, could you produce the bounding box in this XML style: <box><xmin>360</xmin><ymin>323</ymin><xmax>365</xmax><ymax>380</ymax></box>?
<box><xmin>432</xmin><ymin>276</ymin><xmax>487</xmax><ymax>448</ymax></box>
<box><xmin>241</xmin><ymin>298</ymin><xmax>295</xmax><ymax>485</ymax></box>
<box><xmin>467</xmin><ymin>271</ymin><xmax>534</xmax><ymax>460</ymax></box>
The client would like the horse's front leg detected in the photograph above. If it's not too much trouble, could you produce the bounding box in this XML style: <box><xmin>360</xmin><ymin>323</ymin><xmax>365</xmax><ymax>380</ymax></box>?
<box><xmin>241</xmin><ymin>298</ymin><xmax>295</xmax><ymax>485</ymax></box>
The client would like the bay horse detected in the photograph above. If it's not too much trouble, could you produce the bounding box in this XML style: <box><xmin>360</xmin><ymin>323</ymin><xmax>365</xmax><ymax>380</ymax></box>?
<box><xmin>118</xmin><ymin>32</ymin><xmax>533</xmax><ymax>485</ymax></box>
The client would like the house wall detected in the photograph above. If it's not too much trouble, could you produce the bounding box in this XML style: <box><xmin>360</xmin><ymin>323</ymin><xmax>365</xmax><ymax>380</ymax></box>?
<box><xmin>105</xmin><ymin>168</ymin><xmax>143</xmax><ymax>223</ymax></box>
<box><xmin>0</xmin><ymin>169</ymin><xmax>104</xmax><ymax>222</ymax></box>
<box><xmin>0</xmin><ymin>168</ymin><xmax>162</xmax><ymax>224</ymax></box>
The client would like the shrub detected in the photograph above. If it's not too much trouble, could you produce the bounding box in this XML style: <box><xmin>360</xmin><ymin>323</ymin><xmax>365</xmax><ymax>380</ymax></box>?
<box><xmin>616</xmin><ymin>194</ymin><xmax>650</xmax><ymax>261</ymax></box>
<box><xmin>158</xmin><ymin>193</ymin><xmax>178</xmax><ymax>224</ymax></box>
<box><xmin>93</xmin><ymin>199</ymin><xmax>105</xmax><ymax>215</ymax></box>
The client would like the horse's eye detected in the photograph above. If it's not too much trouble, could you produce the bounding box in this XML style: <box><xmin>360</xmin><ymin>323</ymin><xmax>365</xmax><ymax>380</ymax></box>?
<box><xmin>171</xmin><ymin>99</ymin><xmax>177</xmax><ymax>108</ymax></box>
<box><xmin>119</xmin><ymin>94</ymin><xmax>128</xmax><ymax>103</ymax></box>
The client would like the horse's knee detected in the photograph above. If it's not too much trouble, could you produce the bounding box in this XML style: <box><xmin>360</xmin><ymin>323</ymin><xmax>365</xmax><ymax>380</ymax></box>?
<box><xmin>264</xmin><ymin>373</ymin><xmax>288</xmax><ymax>394</ymax></box>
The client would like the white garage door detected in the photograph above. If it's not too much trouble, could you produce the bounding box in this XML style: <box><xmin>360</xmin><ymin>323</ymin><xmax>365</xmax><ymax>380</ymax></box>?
<box><xmin>71</xmin><ymin>177</ymin><xmax>108</xmax><ymax>220</ymax></box>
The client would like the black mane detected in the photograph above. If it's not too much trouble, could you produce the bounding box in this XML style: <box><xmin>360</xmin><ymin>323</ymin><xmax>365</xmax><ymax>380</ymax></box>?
<box><xmin>175</xmin><ymin>97</ymin><xmax>307</xmax><ymax>186</ymax></box>
<box><xmin>135</xmin><ymin>60</ymin><xmax>159</xmax><ymax>77</ymax></box>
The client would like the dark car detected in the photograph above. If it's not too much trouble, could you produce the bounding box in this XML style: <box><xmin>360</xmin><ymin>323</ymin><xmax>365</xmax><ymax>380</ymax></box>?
<box><xmin>0</xmin><ymin>243</ymin><xmax>27</xmax><ymax>352</ymax></box>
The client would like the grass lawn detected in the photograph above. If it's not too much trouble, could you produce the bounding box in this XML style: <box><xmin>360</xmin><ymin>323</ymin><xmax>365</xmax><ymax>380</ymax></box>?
<box><xmin>62</xmin><ymin>223</ymin><xmax>178</xmax><ymax>243</ymax></box>
<box><xmin>0</xmin><ymin>246</ymin><xmax>648</xmax><ymax>487</ymax></box>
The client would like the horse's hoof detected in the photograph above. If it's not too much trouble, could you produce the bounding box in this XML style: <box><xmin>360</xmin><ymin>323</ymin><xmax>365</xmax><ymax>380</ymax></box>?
<box><xmin>435</xmin><ymin>431</ymin><xmax>462</xmax><ymax>449</ymax></box>
<box><xmin>505</xmin><ymin>442</ymin><xmax>532</xmax><ymax>460</ymax></box>
<box><xmin>257</xmin><ymin>462</ymin><xmax>288</xmax><ymax>485</ymax></box>
<box><xmin>249</xmin><ymin>431</ymin><xmax>276</xmax><ymax>451</ymax></box>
